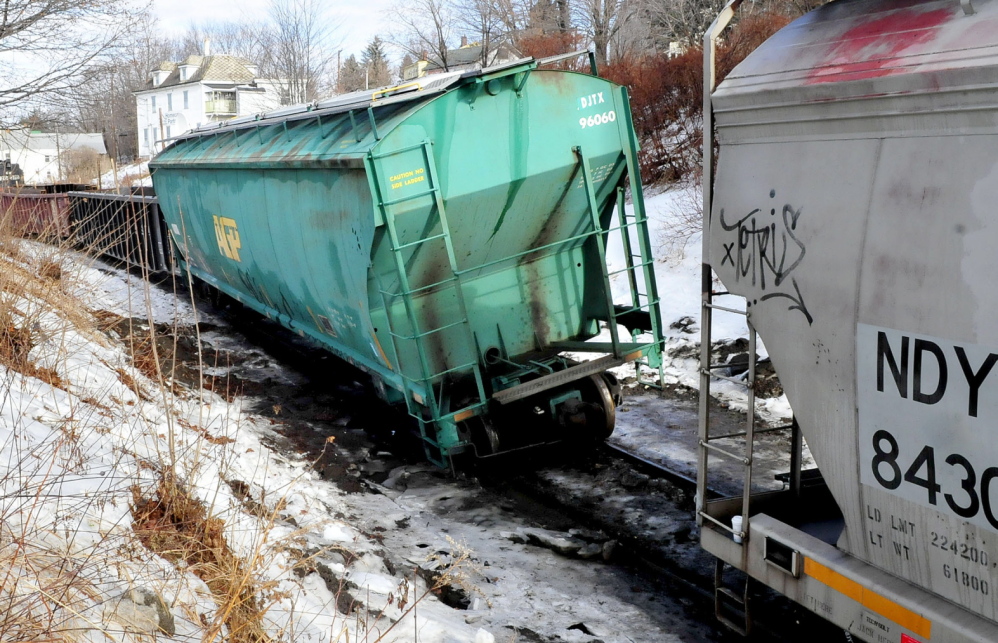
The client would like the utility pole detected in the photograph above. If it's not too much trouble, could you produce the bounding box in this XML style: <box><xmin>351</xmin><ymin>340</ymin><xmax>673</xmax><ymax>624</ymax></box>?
<box><xmin>55</xmin><ymin>125</ymin><xmax>62</xmax><ymax>183</ymax></box>
<box><xmin>110</xmin><ymin>74</ymin><xmax>119</xmax><ymax>189</ymax></box>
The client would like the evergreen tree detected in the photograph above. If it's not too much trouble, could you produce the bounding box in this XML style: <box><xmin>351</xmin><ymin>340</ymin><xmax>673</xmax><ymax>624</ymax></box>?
<box><xmin>362</xmin><ymin>37</ymin><xmax>393</xmax><ymax>88</ymax></box>
<box><xmin>338</xmin><ymin>54</ymin><xmax>367</xmax><ymax>92</ymax></box>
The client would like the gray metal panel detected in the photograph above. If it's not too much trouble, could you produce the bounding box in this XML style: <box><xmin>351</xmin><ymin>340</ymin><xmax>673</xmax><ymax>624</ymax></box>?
<box><xmin>713</xmin><ymin>0</ymin><xmax>998</xmax><ymax>144</ymax></box>
<box><xmin>709</xmin><ymin>137</ymin><xmax>883</xmax><ymax>558</ymax></box>
<box><xmin>715</xmin><ymin>0</ymin><xmax>998</xmax><ymax>101</ymax></box>
<box><xmin>853</xmin><ymin>135</ymin><xmax>998</xmax><ymax>620</ymax></box>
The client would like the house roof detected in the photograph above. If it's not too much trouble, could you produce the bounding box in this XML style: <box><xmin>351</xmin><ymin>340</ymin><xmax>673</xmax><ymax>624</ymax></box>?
<box><xmin>141</xmin><ymin>55</ymin><xmax>259</xmax><ymax>91</ymax></box>
<box><xmin>424</xmin><ymin>43</ymin><xmax>519</xmax><ymax>72</ymax></box>
<box><xmin>0</xmin><ymin>130</ymin><xmax>107</xmax><ymax>154</ymax></box>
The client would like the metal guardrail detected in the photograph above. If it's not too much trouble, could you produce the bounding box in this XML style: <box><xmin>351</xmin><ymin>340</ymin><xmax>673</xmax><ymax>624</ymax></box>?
<box><xmin>68</xmin><ymin>192</ymin><xmax>174</xmax><ymax>274</ymax></box>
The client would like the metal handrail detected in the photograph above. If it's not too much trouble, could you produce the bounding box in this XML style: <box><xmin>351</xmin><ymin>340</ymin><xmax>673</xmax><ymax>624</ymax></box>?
<box><xmin>697</xmin><ymin>0</ymin><xmax>750</xmax><ymax>539</ymax></box>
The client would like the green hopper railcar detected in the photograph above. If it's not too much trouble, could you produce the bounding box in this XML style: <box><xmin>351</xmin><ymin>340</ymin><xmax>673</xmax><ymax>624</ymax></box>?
<box><xmin>150</xmin><ymin>57</ymin><xmax>664</xmax><ymax>466</ymax></box>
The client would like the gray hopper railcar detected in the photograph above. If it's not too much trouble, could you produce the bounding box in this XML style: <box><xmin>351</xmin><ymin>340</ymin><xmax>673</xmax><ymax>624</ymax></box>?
<box><xmin>698</xmin><ymin>0</ymin><xmax>998</xmax><ymax>641</ymax></box>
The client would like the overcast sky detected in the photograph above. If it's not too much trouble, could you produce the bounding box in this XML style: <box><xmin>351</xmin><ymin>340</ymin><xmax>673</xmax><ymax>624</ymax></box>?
<box><xmin>150</xmin><ymin>0</ymin><xmax>395</xmax><ymax>61</ymax></box>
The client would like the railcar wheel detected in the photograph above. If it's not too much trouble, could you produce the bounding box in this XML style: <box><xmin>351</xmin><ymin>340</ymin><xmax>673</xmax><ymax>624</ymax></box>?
<box><xmin>465</xmin><ymin>416</ymin><xmax>502</xmax><ymax>457</ymax></box>
<box><xmin>576</xmin><ymin>373</ymin><xmax>616</xmax><ymax>441</ymax></box>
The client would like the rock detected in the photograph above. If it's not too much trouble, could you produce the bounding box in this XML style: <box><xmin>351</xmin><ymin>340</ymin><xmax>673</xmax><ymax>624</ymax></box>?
<box><xmin>670</xmin><ymin>316</ymin><xmax>697</xmax><ymax>333</ymax></box>
<box><xmin>475</xmin><ymin>628</ymin><xmax>496</xmax><ymax>643</ymax></box>
<box><xmin>106</xmin><ymin>587</ymin><xmax>175</xmax><ymax>636</ymax></box>
<box><xmin>577</xmin><ymin>543</ymin><xmax>604</xmax><ymax>559</ymax></box>
<box><xmin>602</xmin><ymin>540</ymin><xmax>617</xmax><ymax>561</ymax></box>
<box><xmin>568</xmin><ymin>528</ymin><xmax>606</xmax><ymax>542</ymax></box>
<box><xmin>381</xmin><ymin>470</ymin><xmax>410</xmax><ymax>491</ymax></box>
<box><xmin>500</xmin><ymin>530</ymin><xmax>528</xmax><ymax>544</ymax></box>
<box><xmin>465</xmin><ymin>613</ymin><xmax>483</xmax><ymax>624</ymax></box>
<box><xmin>620</xmin><ymin>469</ymin><xmax>650</xmax><ymax>489</ymax></box>
<box><xmin>522</xmin><ymin>528</ymin><xmax>585</xmax><ymax>557</ymax></box>
<box><xmin>358</xmin><ymin>460</ymin><xmax>392</xmax><ymax>474</ymax></box>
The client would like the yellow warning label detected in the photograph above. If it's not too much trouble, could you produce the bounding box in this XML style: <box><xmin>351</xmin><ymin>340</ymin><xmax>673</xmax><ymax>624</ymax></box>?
<box><xmin>389</xmin><ymin>167</ymin><xmax>425</xmax><ymax>190</ymax></box>
<box><xmin>213</xmin><ymin>215</ymin><xmax>241</xmax><ymax>262</ymax></box>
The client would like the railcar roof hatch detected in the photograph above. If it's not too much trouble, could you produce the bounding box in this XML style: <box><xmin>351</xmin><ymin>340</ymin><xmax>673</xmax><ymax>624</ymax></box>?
<box><xmin>176</xmin><ymin>53</ymin><xmax>588</xmax><ymax>143</ymax></box>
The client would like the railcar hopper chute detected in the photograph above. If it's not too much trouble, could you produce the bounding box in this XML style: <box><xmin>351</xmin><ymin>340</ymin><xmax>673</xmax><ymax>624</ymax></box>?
<box><xmin>149</xmin><ymin>56</ymin><xmax>665</xmax><ymax>467</ymax></box>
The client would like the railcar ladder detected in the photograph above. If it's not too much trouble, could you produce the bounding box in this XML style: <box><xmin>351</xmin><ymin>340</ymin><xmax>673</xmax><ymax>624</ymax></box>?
<box><xmin>696</xmin><ymin>0</ymin><xmax>802</xmax><ymax>634</ymax></box>
<box><xmin>614</xmin><ymin>90</ymin><xmax>666</xmax><ymax>385</ymax></box>
<box><xmin>574</xmin><ymin>114</ymin><xmax>665</xmax><ymax>381</ymax></box>
<box><xmin>368</xmin><ymin>139</ymin><xmax>487</xmax><ymax>467</ymax></box>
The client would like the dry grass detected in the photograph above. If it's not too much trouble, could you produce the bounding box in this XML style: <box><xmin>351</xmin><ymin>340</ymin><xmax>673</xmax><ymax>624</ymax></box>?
<box><xmin>131</xmin><ymin>474</ymin><xmax>273</xmax><ymax>643</ymax></box>
<box><xmin>0</xmin><ymin>522</ymin><xmax>104</xmax><ymax>641</ymax></box>
<box><xmin>0</xmin><ymin>195</ymin><xmax>487</xmax><ymax>643</ymax></box>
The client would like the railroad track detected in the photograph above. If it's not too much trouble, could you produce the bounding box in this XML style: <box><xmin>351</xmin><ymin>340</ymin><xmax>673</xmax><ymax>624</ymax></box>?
<box><xmin>602</xmin><ymin>441</ymin><xmax>722</xmax><ymax>499</ymax></box>
<box><xmin>509</xmin><ymin>442</ymin><xmax>854</xmax><ymax>642</ymax></box>
<box><xmin>157</xmin><ymin>277</ymin><xmax>845</xmax><ymax>641</ymax></box>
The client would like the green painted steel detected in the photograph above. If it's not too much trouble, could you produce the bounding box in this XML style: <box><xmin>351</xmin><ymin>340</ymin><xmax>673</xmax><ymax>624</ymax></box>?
<box><xmin>150</xmin><ymin>62</ymin><xmax>664</xmax><ymax>464</ymax></box>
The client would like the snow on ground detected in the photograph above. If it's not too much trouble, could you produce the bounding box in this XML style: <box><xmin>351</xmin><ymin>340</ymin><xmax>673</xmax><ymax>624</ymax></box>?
<box><xmin>96</xmin><ymin>160</ymin><xmax>152</xmax><ymax>189</ymax></box>
<box><xmin>0</xmin><ymin>244</ymin><xmax>494</xmax><ymax>642</ymax></box>
<box><xmin>0</xmin><ymin>179</ymin><xmax>799</xmax><ymax>642</ymax></box>
<box><xmin>600</xmin><ymin>184</ymin><xmax>793</xmax><ymax>426</ymax></box>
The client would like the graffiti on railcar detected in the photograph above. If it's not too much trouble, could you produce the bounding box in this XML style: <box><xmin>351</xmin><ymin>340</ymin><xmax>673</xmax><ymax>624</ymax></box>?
<box><xmin>718</xmin><ymin>189</ymin><xmax>812</xmax><ymax>324</ymax></box>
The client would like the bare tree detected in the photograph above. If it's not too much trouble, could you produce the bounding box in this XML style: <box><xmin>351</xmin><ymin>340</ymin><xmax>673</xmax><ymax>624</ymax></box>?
<box><xmin>574</xmin><ymin>0</ymin><xmax>636</xmax><ymax>67</ymax></box>
<box><xmin>172</xmin><ymin>20</ymin><xmax>271</xmax><ymax>64</ymax></box>
<box><xmin>526</xmin><ymin>0</ymin><xmax>572</xmax><ymax>33</ymax></box>
<box><xmin>56</xmin><ymin>12</ymin><xmax>173</xmax><ymax>160</ymax></box>
<box><xmin>390</xmin><ymin>0</ymin><xmax>456</xmax><ymax>71</ymax></box>
<box><xmin>0</xmin><ymin>0</ymin><xmax>141</xmax><ymax>120</ymax></box>
<box><xmin>454</xmin><ymin>0</ymin><xmax>528</xmax><ymax>66</ymax></box>
<box><xmin>639</xmin><ymin>0</ymin><xmax>728</xmax><ymax>50</ymax></box>
<box><xmin>265</xmin><ymin>0</ymin><xmax>339</xmax><ymax>103</ymax></box>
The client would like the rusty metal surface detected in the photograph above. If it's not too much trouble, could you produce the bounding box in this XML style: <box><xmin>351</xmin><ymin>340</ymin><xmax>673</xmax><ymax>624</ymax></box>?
<box><xmin>0</xmin><ymin>191</ymin><xmax>72</xmax><ymax>238</ymax></box>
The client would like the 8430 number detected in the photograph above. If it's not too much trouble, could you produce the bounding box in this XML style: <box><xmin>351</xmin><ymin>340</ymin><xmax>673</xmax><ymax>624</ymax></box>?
<box><xmin>872</xmin><ymin>429</ymin><xmax>998</xmax><ymax>528</ymax></box>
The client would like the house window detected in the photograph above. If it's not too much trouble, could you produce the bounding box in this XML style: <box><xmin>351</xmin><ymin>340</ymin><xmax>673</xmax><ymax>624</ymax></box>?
<box><xmin>144</xmin><ymin>129</ymin><xmax>149</xmax><ymax>144</ymax></box>
<box><xmin>44</xmin><ymin>155</ymin><xmax>50</xmax><ymax>162</ymax></box>
<box><xmin>205</xmin><ymin>90</ymin><xmax>237</xmax><ymax>115</ymax></box>
<box><xmin>153</xmin><ymin>128</ymin><xmax>158</xmax><ymax>142</ymax></box>
<box><xmin>151</xmin><ymin>96</ymin><xmax>156</xmax><ymax>110</ymax></box>
<box><xmin>180</xmin><ymin>67</ymin><xmax>187</xmax><ymax>81</ymax></box>
<box><xmin>166</xmin><ymin>126</ymin><xmax>171</xmax><ymax>138</ymax></box>
<box><xmin>183</xmin><ymin>90</ymin><xmax>189</xmax><ymax>109</ymax></box>
<box><xmin>167</xmin><ymin>93</ymin><xmax>173</xmax><ymax>111</ymax></box>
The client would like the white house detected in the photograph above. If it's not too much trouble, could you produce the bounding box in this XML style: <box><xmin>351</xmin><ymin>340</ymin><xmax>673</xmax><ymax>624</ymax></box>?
<box><xmin>403</xmin><ymin>37</ymin><xmax>520</xmax><ymax>81</ymax></box>
<box><xmin>0</xmin><ymin>129</ymin><xmax>107</xmax><ymax>185</ymax></box>
<box><xmin>135</xmin><ymin>54</ymin><xmax>283</xmax><ymax>158</ymax></box>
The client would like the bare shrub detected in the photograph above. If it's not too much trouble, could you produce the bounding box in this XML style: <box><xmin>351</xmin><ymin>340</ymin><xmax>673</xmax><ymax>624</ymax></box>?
<box><xmin>604</xmin><ymin>12</ymin><xmax>792</xmax><ymax>187</ymax></box>
<box><xmin>519</xmin><ymin>30</ymin><xmax>590</xmax><ymax>71</ymax></box>
<box><xmin>62</xmin><ymin>147</ymin><xmax>105</xmax><ymax>184</ymax></box>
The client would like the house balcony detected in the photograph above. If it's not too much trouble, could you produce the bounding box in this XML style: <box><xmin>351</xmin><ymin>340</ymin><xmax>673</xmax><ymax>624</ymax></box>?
<box><xmin>204</xmin><ymin>99</ymin><xmax>237</xmax><ymax>115</ymax></box>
